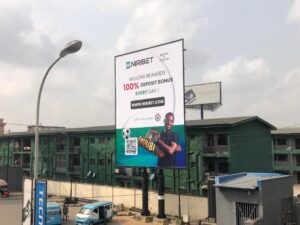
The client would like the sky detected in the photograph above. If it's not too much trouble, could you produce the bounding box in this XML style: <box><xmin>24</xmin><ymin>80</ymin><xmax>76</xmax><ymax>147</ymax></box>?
<box><xmin>1</xmin><ymin>0</ymin><xmax>300</xmax><ymax>132</ymax></box>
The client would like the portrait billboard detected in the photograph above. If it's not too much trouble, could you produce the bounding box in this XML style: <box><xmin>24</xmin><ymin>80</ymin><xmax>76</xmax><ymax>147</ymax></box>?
<box><xmin>22</xmin><ymin>177</ymin><xmax>33</xmax><ymax>225</ymax></box>
<box><xmin>115</xmin><ymin>39</ymin><xmax>186</xmax><ymax>168</ymax></box>
<box><xmin>34</xmin><ymin>180</ymin><xmax>47</xmax><ymax>225</ymax></box>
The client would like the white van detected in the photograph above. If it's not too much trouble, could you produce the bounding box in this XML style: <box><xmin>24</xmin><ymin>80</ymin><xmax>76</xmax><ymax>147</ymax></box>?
<box><xmin>75</xmin><ymin>201</ymin><xmax>114</xmax><ymax>225</ymax></box>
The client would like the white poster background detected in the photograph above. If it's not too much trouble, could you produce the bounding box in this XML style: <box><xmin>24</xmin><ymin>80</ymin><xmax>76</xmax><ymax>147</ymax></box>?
<box><xmin>22</xmin><ymin>178</ymin><xmax>32</xmax><ymax>225</ymax></box>
<box><xmin>116</xmin><ymin>40</ymin><xmax>184</xmax><ymax>129</ymax></box>
<box><xmin>185</xmin><ymin>82</ymin><xmax>221</xmax><ymax>106</ymax></box>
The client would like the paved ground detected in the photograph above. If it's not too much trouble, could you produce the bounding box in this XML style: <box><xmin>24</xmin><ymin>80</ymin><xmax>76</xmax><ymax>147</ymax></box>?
<box><xmin>0</xmin><ymin>194</ymin><xmax>23</xmax><ymax>225</ymax></box>
<box><xmin>0</xmin><ymin>193</ymin><xmax>165</xmax><ymax>225</ymax></box>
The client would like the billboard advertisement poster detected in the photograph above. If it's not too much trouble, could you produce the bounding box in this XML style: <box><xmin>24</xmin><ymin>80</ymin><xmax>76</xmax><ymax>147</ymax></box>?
<box><xmin>185</xmin><ymin>82</ymin><xmax>222</xmax><ymax>108</ymax></box>
<box><xmin>22</xmin><ymin>177</ymin><xmax>33</xmax><ymax>225</ymax></box>
<box><xmin>115</xmin><ymin>39</ymin><xmax>186</xmax><ymax>168</ymax></box>
<box><xmin>34</xmin><ymin>180</ymin><xmax>47</xmax><ymax>225</ymax></box>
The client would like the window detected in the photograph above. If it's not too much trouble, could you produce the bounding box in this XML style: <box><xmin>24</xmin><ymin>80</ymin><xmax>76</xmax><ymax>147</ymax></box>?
<box><xmin>296</xmin><ymin>155</ymin><xmax>300</xmax><ymax>166</ymax></box>
<box><xmin>297</xmin><ymin>173</ymin><xmax>300</xmax><ymax>184</ymax></box>
<box><xmin>73</xmin><ymin>156</ymin><xmax>80</xmax><ymax>166</ymax></box>
<box><xmin>217</xmin><ymin>134</ymin><xmax>227</xmax><ymax>146</ymax></box>
<box><xmin>191</xmin><ymin>162</ymin><xmax>197</xmax><ymax>168</ymax></box>
<box><xmin>207</xmin><ymin>134</ymin><xmax>214</xmax><ymax>147</ymax></box>
<box><xmin>295</xmin><ymin>138</ymin><xmax>300</xmax><ymax>149</ymax></box>
<box><xmin>277</xmin><ymin>138</ymin><xmax>287</xmax><ymax>146</ymax></box>
<box><xmin>236</xmin><ymin>202</ymin><xmax>258</xmax><ymax>223</ymax></box>
<box><xmin>218</xmin><ymin>162</ymin><xmax>228</xmax><ymax>173</ymax></box>
<box><xmin>23</xmin><ymin>138</ymin><xmax>31</xmax><ymax>150</ymax></box>
<box><xmin>99</xmin><ymin>137</ymin><xmax>105</xmax><ymax>143</ymax></box>
<box><xmin>90</xmin><ymin>137</ymin><xmax>95</xmax><ymax>144</ymax></box>
<box><xmin>14</xmin><ymin>141</ymin><xmax>20</xmax><ymax>151</ymax></box>
<box><xmin>98</xmin><ymin>159</ymin><xmax>105</xmax><ymax>166</ymax></box>
<box><xmin>73</xmin><ymin>138</ymin><xmax>80</xmax><ymax>146</ymax></box>
<box><xmin>56</xmin><ymin>137</ymin><xmax>65</xmax><ymax>151</ymax></box>
<box><xmin>274</xmin><ymin>154</ymin><xmax>288</xmax><ymax>161</ymax></box>
<box><xmin>89</xmin><ymin>159</ymin><xmax>95</xmax><ymax>165</ymax></box>
<box><xmin>55</xmin><ymin>154</ymin><xmax>65</xmax><ymax>171</ymax></box>
<box><xmin>208</xmin><ymin>162</ymin><xmax>215</xmax><ymax>171</ymax></box>
<box><xmin>41</xmin><ymin>138</ymin><xmax>48</xmax><ymax>145</ymax></box>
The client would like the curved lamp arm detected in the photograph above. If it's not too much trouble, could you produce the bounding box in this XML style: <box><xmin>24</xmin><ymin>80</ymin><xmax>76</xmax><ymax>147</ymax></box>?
<box><xmin>34</xmin><ymin>56</ymin><xmax>62</xmax><ymax>180</ymax></box>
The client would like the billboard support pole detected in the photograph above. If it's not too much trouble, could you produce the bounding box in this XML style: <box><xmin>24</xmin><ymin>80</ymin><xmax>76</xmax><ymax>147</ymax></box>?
<box><xmin>157</xmin><ymin>169</ymin><xmax>166</xmax><ymax>219</ymax></box>
<box><xmin>178</xmin><ymin>169</ymin><xmax>181</xmax><ymax>218</ymax></box>
<box><xmin>141</xmin><ymin>168</ymin><xmax>150</xmax><ymax>216</ymax></box>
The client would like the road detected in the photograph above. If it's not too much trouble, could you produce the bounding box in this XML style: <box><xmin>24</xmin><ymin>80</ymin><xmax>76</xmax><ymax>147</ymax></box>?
<box><xmin>0</xmin><ymin>194</ymin><xmax>155</xmax><ymax>225</ymax></box>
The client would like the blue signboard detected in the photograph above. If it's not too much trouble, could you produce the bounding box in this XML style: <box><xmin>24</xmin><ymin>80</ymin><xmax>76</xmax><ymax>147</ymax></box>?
<box><xmin>35</xmin><ymin>180</ymin><xmax>47</xmax><ymax>225</ymax></box>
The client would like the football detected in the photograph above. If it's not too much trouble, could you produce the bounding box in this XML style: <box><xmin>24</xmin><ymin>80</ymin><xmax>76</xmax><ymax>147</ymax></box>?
<box><xmin>122</xmin><ymin>128</ymin><xmax>131</xmax><ymax>139</ymax></box>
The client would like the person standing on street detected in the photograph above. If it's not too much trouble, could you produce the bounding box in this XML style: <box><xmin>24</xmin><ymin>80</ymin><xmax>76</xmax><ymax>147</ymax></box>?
<box><xmin>63</xmin><ymin>204</ymin><xmax>69</xmax><ymax>221</ymax></box>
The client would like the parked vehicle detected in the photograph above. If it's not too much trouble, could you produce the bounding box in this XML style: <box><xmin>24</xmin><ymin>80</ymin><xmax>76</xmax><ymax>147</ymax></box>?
<box><xmin>0</xmin><ymin>179</ymin><xmax>9</xmax><ymax>198</ymax></box>
<box><xmin>0</xmin><ymin>186</ymin><xmax>9</xmax><ymax>198</ymax></box>
<box><xmin>47</xmin><ymin>202</ymin><xmax>62</xmax><ymax>225</ymax></box>
<box><xmin>75</xmin><ymin>201</ymin><xmax>114</xmax><ymax>225</ymax></box>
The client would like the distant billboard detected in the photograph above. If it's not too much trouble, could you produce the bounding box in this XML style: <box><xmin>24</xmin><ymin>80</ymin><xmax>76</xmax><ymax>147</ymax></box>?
<box><xmin>22</xmin><ymin>177</ymin><xmax>32</xmax><ymax>225</ymax></box>
<box><xmin>185</xmin><ymin>82</ymin><xmax>222</xmax><ymax>110</ymax></box>
<box><xmin>115</xmin><ymin>39</ymin><xmax>186</xmax><ymax>168</ymax></box>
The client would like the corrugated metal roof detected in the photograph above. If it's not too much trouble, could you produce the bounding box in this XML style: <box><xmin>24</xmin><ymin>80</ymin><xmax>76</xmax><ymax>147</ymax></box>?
<box><xmin>186</xmin><ymin>116</ymin><xmax>276</xmax><ymax>129</ymax></box>
<box><xmin>0</xmin><ymin>125</ymin><xmax>115</xmax><ymax>138</ymax></box>
<box><xmin>0</xmin><ymin>115</ymin><xmax>275</xmax><ymax>138</ymax></box>
<box><xmin>214</xmin><ymin>172</ymin><xmax>287</xmax><ymax>190</ymax></box>
<box><xmin>271</xmin><ymin>128</ymin><xmax>300</xmax><ymax>135</ymax></box>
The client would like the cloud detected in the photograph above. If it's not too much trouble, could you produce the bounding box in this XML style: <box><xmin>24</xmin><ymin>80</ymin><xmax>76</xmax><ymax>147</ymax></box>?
<box><xmin>0</xmin><ymin>62</ymin><xmax>36</xmax><ymax>97</ymax></box>
<box><xmin>187</xmin><ymin>55</ymin><xmax>300</xmax><ymax>128</ymax></box>
<box><xmin>287</xmin><ymin>0</ymin><xmax>300</xmax><ymax>24</ymax></box>
<box><xmin>186</xmin><ymin>56</ymin><xmax>272</xmax><ymax>121</ymax></box>
<box><xmin>202</xmin><ymin>56</ymin><xmax>270</xmax><ymax>92</ymax></box>
<box><xmin>116</xmin><ymin>0</ymin><xmax>208</xmax><ymax>53</ymax></box>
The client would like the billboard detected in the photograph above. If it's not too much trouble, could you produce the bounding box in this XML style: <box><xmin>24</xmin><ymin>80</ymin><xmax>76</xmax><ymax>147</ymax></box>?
<box><xmin>34</xmin><ymin>180</ymin><xmax>47</xmax><ymax>225</ymax></box>
<box><xmin>115</xmin><ymin>39</ymin><xmax>186</xmax><ymax>168</ymax></box>
<box><xmin>185</xmin><ymin>82</ymin><xmax>222</xmax><ymax>110</ymax></box>
<box><xmin>22</xmin><ymin>177</ymin><xmax>33</xmax><ymax>225</ymax></box>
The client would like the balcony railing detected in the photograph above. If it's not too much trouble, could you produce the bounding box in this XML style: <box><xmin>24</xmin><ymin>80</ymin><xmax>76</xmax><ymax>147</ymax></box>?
<box><xmin>203</xmin><ymin>146</ymin><xmax>228</xmax><ymax>154</ymax></box>
<box><xmin>274</xmin><ymin>161</ymin><xmax>291</xmax><ymax>167</ymax></box>
<box><xmin>69</xmin><ymin>146</ymin><xmax>80</xmax><ymax>153</ymax></box>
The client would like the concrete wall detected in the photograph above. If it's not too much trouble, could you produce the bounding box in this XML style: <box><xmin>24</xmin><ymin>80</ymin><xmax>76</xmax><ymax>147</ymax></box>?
<box><xmin>46</xmin><ymin>180</ymin><xmax>208</xmax><ymax>221</ymax></box>
<box><xmin>261</xmin><ymin>176</ymin><xmax>293</xmax><ymax>225</ymax></box>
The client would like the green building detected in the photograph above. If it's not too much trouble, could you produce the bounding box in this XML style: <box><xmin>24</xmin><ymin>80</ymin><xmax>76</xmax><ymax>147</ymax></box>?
<box><xmin>272</xmin><ymin>128</ymin><xmax>300</xmax><ymax>183</ymax></box>
<box><xmin>0</xmin><ymin>116</ymin><xmax>274</xmax><ymax>196</ymax></box>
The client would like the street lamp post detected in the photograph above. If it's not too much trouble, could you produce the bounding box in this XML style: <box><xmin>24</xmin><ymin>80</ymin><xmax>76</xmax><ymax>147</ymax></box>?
<box><xmin>34</xmin><ymin>40</ymin><xmax>82</xmax><ymax>180</ymax></box>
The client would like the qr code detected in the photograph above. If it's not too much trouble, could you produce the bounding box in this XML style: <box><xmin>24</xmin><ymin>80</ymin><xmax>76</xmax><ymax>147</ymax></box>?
<box><xmin>125</xmin><ymin>138</ymin><xmax>138</xmax><ymax>155</ymax></box>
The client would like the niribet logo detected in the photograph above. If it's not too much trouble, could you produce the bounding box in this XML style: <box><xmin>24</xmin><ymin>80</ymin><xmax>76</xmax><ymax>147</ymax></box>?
<box><xmin>126</xmin><ymin>57</ymin><xmax>154</xmax><ymax>69</ymax></box>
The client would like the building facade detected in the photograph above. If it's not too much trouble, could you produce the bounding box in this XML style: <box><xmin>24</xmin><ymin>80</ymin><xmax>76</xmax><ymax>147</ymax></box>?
<box><xmin>0</xmin><ymin>116</ymin><xmax>274</xmax><ymax>196</ymax></box>
<box><xmin>272</xmin><ymin>128</ymin><xmax>300</xmax><ymax>183</ymax></box>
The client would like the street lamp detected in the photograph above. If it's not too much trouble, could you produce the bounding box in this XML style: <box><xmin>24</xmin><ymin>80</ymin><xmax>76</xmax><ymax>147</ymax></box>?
<box><xmin>34</xmin><ymin>40</ymin><xmax>82</xmax><ymax>180</ymax></box>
